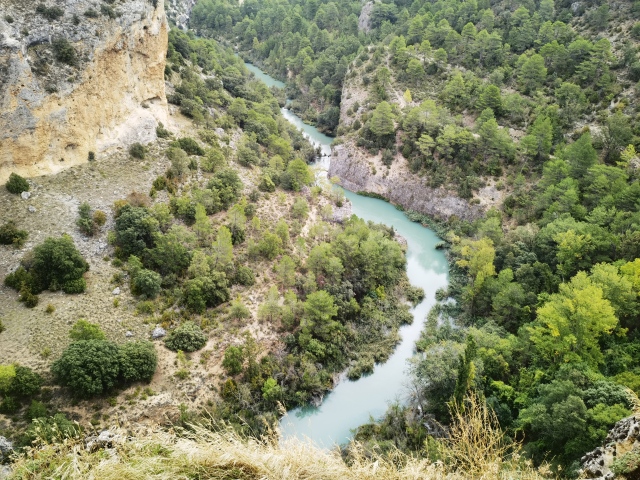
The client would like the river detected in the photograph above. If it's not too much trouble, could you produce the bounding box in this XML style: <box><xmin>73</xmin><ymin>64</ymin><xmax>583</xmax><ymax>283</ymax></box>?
<box><xmin>244</xmin><ymin>61</ymin><xmax>449</xmax><ymax>448</ymax></box>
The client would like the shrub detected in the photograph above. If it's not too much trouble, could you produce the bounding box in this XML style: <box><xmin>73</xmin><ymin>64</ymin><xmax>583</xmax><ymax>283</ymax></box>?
<box><xmin>36</xmin><ymin>4</ymin><xmax>64</xmax><ymax>20</ymax></box>
<box><xmin>52</xmin><ymin>340</ymin><xmax>121</xmax><ymax>397</ymax></box>
<box><xmin>118</xmin><ymin>341</ymin><xmax>157</xmax><ymax>383</ymax></box>
<box><xmin>69</xmin><ymin>319</ymin><xmax>106</xmax><ymax>341</ymax></box>
<box><xmin>172</xmin><ymin>138</ymin><xmax>205</xmax><ymax>156</ymax></box>
<box><xmin>84</xmin><ymin>8</ymin><xmax>98</xmax><ymax>18</ymax></box>
<box><xmin>77</xmin><ymin>202</ymin><xmax>95</xmax><ymax>235</ymax></box>
<box><xmin>23</xmin><ymin>413</ymin><xmax>81</xmax><ymax>445</ymax></box>
<box><xmin>30</xmin><ymin>236</ymin><xmax>89</xmax><ymax>293</ymax></box>
<box><xmin>6</xmin><ymin>172</ymin><xmax>29</xmax><ymax>194</ymax></box>
<box><xmin>61</xmin><ymin>278</ymin><xmax>86</xmax><ymax>294</ymax></box>
<box><xmin>4</xmin><ymin>267</ymin><xmax>36</xmax><ymax>292</ymax></box>
<box><xmin>100</xmin><ymin>4</ymin><xmax>116</xmax><ymax>18</ymax></box>
<box><xmin>0</xmin><ymin>319</ymin><xmax>4</xmax><ymax>334</ymax></box>
<box><xmin>9</xmin><ymin>365</ymin><xmax>43</xmax><ymax>398</ymax></box>
<box><xmin>88</xmin><ymin>151</ymin><xmax>95</xmax><ymax>161</ymax></box>
<box><xmin>132</xmin><ymin>269</ymin><xmax>162</xmax><ymax>299</ymax></box>
<box><xmin>129</xmin><ymin>143</ymin><xmax>146</xmax><ymax>159</ymax></box>
<box><xmin>93</xmin><ymin>210</ymin><xmax>107</xmax><ymax>226</ymax></box>
<box><xmin>164</xmin><ymin>321</ymin><xmax>207</xmax><ymax>352</ymax></box>
<box><xmin>52</xmin><ymin>37</ymin><xmax>77</xmax><ymax>66</ymax></box>
<box><xmin>156</xmin><ymin>122</ymin><xmax>171</xmax><ymax>139</ymax></box>
<box><xmin>25</xmin><ymin>400</ymin><xmax>48</xmax><ymax>420</ymax></box>
<box><xmin>233</xmin><ymin>265</ymin><xmax>255</xmax><ymax>286</ymax></box>
<box><xmin>20</xmin><ymin>286</ymin><xmax>39</xmax><ymax>308</ymax></box>
<box><xmin>222</xmin><ymin>346</ymin><xmax>244</xmax><ymax>375</ymax></box>
<box><xmin>114</xmin><ymin>205</ymin><xmax>158</xmax><ymax>258</ymax></box>
<box><xmin>182</xmin><ymin>273</ymin><xmax>230</xmax><ymax>313</ymax></box>
<box><xmin>0</xmin><ymin>221</ymin><xmax>28</xmax><ymax>247</ymax></box>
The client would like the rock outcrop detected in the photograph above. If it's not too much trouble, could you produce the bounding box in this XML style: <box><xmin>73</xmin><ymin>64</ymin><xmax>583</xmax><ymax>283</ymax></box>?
<box><xmin>329</xmin><ymin>143</ymin><xmax>484</xmax><ymax>221</ymax></box>
<box><xmin>0</xmin><ymin>0</ymin><xmax>168</xmax><ymax>182</ymax></box>
<box><xmin>581</xmin><ymin>414</ymin><xmax>640</xmax><ymax>480</ymax></box>
<box><xmin>166</xmin><ymin>0</ymin><xmax>197</xmax><ymax>30</ymax></box>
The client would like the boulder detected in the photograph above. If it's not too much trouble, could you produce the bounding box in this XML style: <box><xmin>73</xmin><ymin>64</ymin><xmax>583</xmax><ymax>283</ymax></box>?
<box><xmin>151</xmin><ymin>326</ymin><xmax>166</xmax><ymax>339</ymax></box>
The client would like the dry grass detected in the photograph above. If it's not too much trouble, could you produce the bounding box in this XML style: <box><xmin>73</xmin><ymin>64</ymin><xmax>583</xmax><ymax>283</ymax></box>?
<box><xmin>8</xmin><ymin>396</ymin><xmax>553</xmax><ymax>480</ymax></box>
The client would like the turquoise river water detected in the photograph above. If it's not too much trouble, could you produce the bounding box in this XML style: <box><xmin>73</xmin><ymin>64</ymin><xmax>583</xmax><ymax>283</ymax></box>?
<box><xmin>244</xmin><ymin>61</ymin><xmax>449</xmax><ymax>448</ymax></box>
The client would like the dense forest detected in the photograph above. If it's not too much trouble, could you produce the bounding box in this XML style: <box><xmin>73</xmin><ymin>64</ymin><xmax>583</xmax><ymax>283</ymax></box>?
<box><xmin>188</xmin><ymin>0</ymin><xmax>640</xmax><ymax>476</ymax></box>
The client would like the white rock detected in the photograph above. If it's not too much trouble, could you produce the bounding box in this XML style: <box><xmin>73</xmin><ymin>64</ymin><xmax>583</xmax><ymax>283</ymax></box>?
<box><xmin>151</xmin><ymin>326</ymin><xmax>166</xmax><ymax>339</ymax></box>
<box><xmin>112</xmin><ymin>287</ymin><xmax>120</xmax><ymax>295</ymax></box>
<box><xmin>21</xmin><ymin>191</ymin><xmax>31</xmax><ymax>199</ymax></box>
<box><xmin>125</xmin><ymin>331</ymin><xmax>133</xmax><ymax>337</ymax></box>
<box><xmin>27</xmin><ymin>205</ymin><xmax>36</xmax><ymax>213</ymax></box>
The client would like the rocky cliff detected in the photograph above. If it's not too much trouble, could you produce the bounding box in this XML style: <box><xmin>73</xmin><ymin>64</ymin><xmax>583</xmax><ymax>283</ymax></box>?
<box><xmin>329</xmin><ymin>142</ymin><xmax>485</xmax><ymax>222</ymax></box>
<box><xmin>0</xmin><ymin>0</ymin><xmax>168</xmax><ymax>182</ymax></box>
<box><xmin>166</xmin><ymin>0</ymin><xmax>197</xmax><ymax>30</ymax></box>
<box><xmin>581</xmin><ymin>414</ymin><xmax>640</xmax><ymax>480</ymax></box>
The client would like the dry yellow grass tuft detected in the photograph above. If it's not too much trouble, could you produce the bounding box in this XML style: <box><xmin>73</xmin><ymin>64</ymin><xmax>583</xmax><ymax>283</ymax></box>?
<box><xmin>8</xmin><ymin>396</ymin><xmax>553</xmax><ymax>480</ymax></box>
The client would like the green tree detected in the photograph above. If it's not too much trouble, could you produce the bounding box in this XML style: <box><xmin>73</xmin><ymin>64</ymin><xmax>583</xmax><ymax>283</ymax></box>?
<box><xmin>456</xmin><ymin>238</ymin><xmax>496</xmax><ymax>314</ymax></box>
<box><xmin>564</xmin><ymin>133</ymin><xmax>597</xmax><ymax>182</ymax></box>
<box><xmin>369</xmin><ymin>101</ymin><xmax>395</xmax><ymax>139</ymax></box>
<box><xmin>518</xmin><ymin>54</ymin><xmax>547</xmax><ymax>94</ymax></box>
<box><xmin>453</xmin><ymin>335</ymin><xmax>477</xmax><ymax>407</ymax></box>
<box><xmin>30</xmin><ymin>235</ymin><xmax>89</xmax><ymax>293</ymax></box>
<box><xmin>222</xmin><ymin>346</ymin><xmax>244</xmax><ymax>375</ymax></box>
<box><xmin>276</xmin><ymin>255</ymin><xmax>296</xmax><ymax>290</ymax></box>
<box><xmin>211</xmin><ymin>226</ymin><xmax>234</xmax><ymax>271</ymax></box>
<box><xmin>285</xmin><ymin>159</ymin><xmax>313</xmax><ymax>191</ymax></box>
<box><xmin>477</xmin><ymin>85</ymin><xmax>503</xmax><ymax>115</ymax></box>
<box><xmin>193</xmin><ymin>204</ymin><xmax>213</xmax><ymax>246</ymax></box>
<box><xmin>527</xmin><ymin>272</ymin><xmax>617</xmax><ymax>368</ymax></box>
<box><xmin>521</xmin><ymin>116</ymin><xmax>553</xmax><ymax>163</ymax></box>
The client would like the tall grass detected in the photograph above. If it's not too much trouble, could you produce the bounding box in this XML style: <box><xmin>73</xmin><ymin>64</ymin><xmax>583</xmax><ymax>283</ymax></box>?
<box><xmin>8</xmin><ymin>395</ymin><xmax>552</xmax><ymax>480</ymax></box>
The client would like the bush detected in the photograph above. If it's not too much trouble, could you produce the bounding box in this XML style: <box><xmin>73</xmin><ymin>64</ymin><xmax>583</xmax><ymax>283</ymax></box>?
<box><xmin>61</xmin><ymin>278</ymin><xmax>86</xmax><ymax>294</ymax></box>
<box><xmin>233</xmin><ymin>265</ymin><xmax>255</xmax><ymax>286</ymax></box>
<box><xmin>4</xmin><ymin>267</ymin><xmax>36</xmax><ymax>292</ymax></box>
<box><xmin>164</xmin><ymin>321</ymin><xmax>207</xmax><ymax>352</ymax></box>
<box><xmin>93</xmin><ymin>210</ymin><xmax>107</xmax><ymax>226</ymax></box>
<box><xmin>129</xmin><ymin>143</ymin><xmax>146</xmax><ymax>159</ymax></box>
<box><xmin>0</xmin><ymin>221</ymin><xmax>28</xmax><ymax>247</ymax></box>
<box><xmin>76</xmin><ymin>202</ymin><xmax>95</xmax><ymax>235</ymax></box>
<box><xmin>9</xmin><ymin>365</ymin><xmax>43</xmax><ymax>398</ymax></box>
<box><xmin>114</xmin><ymin>205</ymin><xmax>158</xmax><ymax>258</ymax></box>
<box><xmin>172</xmin><ymin>137</ymin><xmax>205</xmax><ymax>156</ymax></box>
<box><xmin>36</xmin><ymin>4</ymin><xmax>64</xmax><ymax>20</ymax></box>
<box><xmin>30</xmin><ymin>236</ymin><xmax>89</xmax><ymax>293</ymax></box>
<box><xmin>52</xmin><ymin>340</ymin><xmax>121</xmax><ymax>397</ymax></box>
<box><xmin>182</xmin><ymin>273</ymin><xmax>230</xmax><ymax>313</ymax></box>
<box><xmin>69</xmin><ymin>319</ymin><xmax>106</xmax><ymax>341</ymax></box>
<box><xmin>132</xmin><ymin>269</ymin><xmax>162</xmax><ymax>299</ymax></box>
<box><xmin>84</xmin><ymin>8</ymin><xmax>98</xmax><ymax>18</ymax></box>
<box><xmin>156</xmin><ymin>122</ymin><xmax>171</xmax><ymax>138</ymax></box>
<box><xmin>23</xmin><ymin>413</ymin><xmax>81</xmax><ymax>445</ymax></box>
<box><xmin>118</xmin><ymin>341</ymin><xmax>157</xmax><ymax>383</ymax></box>
<box><xmin>52</xmin><ymin>37</ymin><xmax>77</xmax><ymax>66</ymax></box>
<box><xmin>6</xmin><ymin>173</ymin><xmax>29</xmax><ymax>194</ymax></box>
<box><xmin>25</xmin><ymin>400</ymin><xmax>48</xmax><ymax>420</ymax></box>
<box><xmin>222</xmin><ymin>346</ymin><xmax>244</xmax><ymax>375</ymax></box>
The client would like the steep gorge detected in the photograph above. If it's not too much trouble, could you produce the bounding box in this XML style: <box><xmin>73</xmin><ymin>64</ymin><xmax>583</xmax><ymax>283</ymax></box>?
<box><xmin>0</xmin><ymin>0</ymin><xmax>168</xmax><ymax>182</ymax></box>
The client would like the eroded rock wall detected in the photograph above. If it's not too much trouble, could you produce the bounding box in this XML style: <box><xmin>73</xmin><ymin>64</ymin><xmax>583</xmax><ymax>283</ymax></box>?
<box><xmin>329</xmin><ymin>142</ymin><xmax>484</xmax><ymax>222</ymax></box>
<box><xmin>0</xmin><ymin>0</ymin><xmax>168</xmax><ymax>182</ymax></box>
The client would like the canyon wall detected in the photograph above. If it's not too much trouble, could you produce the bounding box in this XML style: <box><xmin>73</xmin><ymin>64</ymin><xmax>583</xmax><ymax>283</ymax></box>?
<box><xmin>0</xmin><ymin>0</ymin><xmax>168</xmax><ymax>182</ymax></box>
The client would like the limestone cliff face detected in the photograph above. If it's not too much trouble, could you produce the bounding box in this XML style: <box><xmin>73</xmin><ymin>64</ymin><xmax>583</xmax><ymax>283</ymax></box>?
<box><xmin>0</xmin><ymin>0</ymin><xmax>168</xmax><ymax>182</ymax></box>
<box><xmin>166</xmin><ymin>0</ymin><xmax>197</xmax><ymax>30</ymax></box>
<box><xmin>329</xmin><ymin>142</ymin><xmax>484</xmax><ymax>222</ymax></box>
